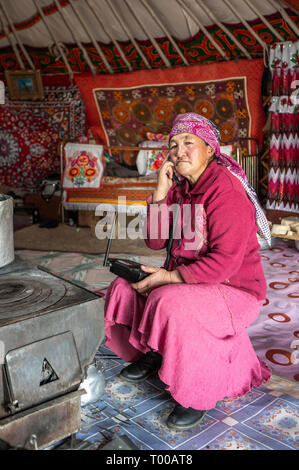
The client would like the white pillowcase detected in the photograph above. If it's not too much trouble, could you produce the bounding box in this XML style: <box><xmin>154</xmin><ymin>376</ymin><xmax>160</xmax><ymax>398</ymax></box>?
<box><xmin>136</xmin><ymin>141</ymin><xmax>168</xmax><ymax>176</ymax></box>
<box><xmin>136</xmin><ymin>142</ymin><xmax>234</xmax><ymax>176</ymax></box>
<box><xmin>220</xmin><ymin>145</ymin><xmax>233</xmax><ymax>157</ymax></box>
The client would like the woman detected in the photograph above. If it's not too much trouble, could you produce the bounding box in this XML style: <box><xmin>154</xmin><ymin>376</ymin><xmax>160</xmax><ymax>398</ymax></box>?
<box><xmin>104</xmin><ymin>113</ymin><xmax>272</xmax><ymax>430</ymax></box>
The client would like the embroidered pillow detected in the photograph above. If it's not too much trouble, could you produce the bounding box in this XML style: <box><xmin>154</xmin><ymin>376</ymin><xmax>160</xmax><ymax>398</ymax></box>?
<box><xmin>62</xmin><ymin>143</ymin><xmax>105</xmax><ymax>191</ymax></box>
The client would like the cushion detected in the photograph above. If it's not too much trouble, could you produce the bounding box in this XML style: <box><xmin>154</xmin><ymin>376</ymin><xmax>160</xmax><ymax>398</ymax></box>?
<box><xmin>220</xmin><ymin>144</ymin><xmax>233</xmax><ymax>158</ymax></box>
<box><xmin>136</xmin><ymin>140</ymin><xmax>235</xmax><ymax>177</ymax></box>
<box><xmin>62</xmin><ymin>143</ymin><xmax>105</xmax><ymax>191</ymax></box>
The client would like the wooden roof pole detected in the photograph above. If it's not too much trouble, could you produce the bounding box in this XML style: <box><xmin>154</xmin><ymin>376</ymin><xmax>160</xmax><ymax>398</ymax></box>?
<box><xmin>33</xmin><ymin>0</ymin><xmax>74</xmax><ymax>79</ymax></box>
<box><xmin>68</xmin><ymin>0</ymin><xmax>113</xmax><ymax>73</ymax></box>
<box><xmin>0</xmin><ymin>14</ymin><xmax>25</xmax><ymax>69</ymax></box>
<box><xmin>278</xmin><ymin>1</ymin><xmax>299</xmax><ymax>15</ymax></box>
<box><xmin>124</xmin><ymin>0</ymin><xmax>172</xmax><ymax>68</ymax></box>
<box><xmin>0</xmin><ymin>0</ymin><xmax>35</xmax><ymax>69</ymax></box>
<box><xmin>266</xmin><ymin>0</ymin><xmax>299</xmax><ymax>37</ymax></box>
<box><xmin>242</xmin><ymin>0</ymin><xmax>284</xmax><ymax>41</ymax></box>
<box><xmin>105</xmin><ymin>0</ymin><xmax>151</xmax><ymax>69</ymax></box>
<box><xmin>140</xmin><ymin>0</ymin><xmax>189</xmax><ymax>66</ymax></box>
<box><xmin>222</xmin><ymin>0</ymin><xmax>268</xmax><ymax>51</ymax></box>
<box><xmin>176</xmin><ymin>0</ymin><xmax>229</xmax><ymax>60</ymax></box>
<box><xmin>53</xmin><ymin>0</ymin><xmax>97</xmax><ymax>75</ymax></box>
<box><xmin>195</xmin><ymin>0</ymin><xmax>252</xmax><ymax>59</ymax></box>
<box><xmin>86</xmin><ymin>0</ymin><xmax>132</xmax><ymax>71</ymax></box>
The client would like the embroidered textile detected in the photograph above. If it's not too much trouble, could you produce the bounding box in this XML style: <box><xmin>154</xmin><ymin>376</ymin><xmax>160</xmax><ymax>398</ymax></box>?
<box><xmin>267</xmin><ymin>41</ymin><xmax>299</xmax><ymax>213</ymax></box>
<box><xmin>93</xmin><ymin>78</ymin><xmax>248</xmax><ymax>152</ymax></box>
<box><xmin>74</xmin><ymin>60</ymin><xmax>265</xmax><ymax>162</ymax></box>
<box><xmin>63</xmin><ymin>176</ymin><xmax>157</xmax><ymax>213</ymax></box>
<box><xmin>62</xmin><ymin>143</ymin><xmax>105</xmax><ymax>191</ymax></box>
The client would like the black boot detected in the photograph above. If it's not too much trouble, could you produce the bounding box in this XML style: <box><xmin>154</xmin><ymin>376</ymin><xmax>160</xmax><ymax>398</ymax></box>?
<box><xmin>119</xmin><ymin>351</ymin><xmax>162</xmax><ymax>383</ymax></box>
<box><xmin>166</xmin><ymin>403</ymin><xmax>207</xmax><ymax>430</ymax></box>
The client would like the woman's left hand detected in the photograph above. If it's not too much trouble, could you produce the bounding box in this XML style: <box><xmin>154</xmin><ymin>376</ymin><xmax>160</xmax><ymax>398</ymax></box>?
<box><xmin>131</xmin><ymin>265</ymin><xmax>183</xmax><ymax>296</ymax></box>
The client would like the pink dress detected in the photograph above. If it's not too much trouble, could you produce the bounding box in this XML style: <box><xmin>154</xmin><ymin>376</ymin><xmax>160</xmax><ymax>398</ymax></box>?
<box><xmin>104</xmin><ymin>161</ymin><xmax>272</xmax><ymax>410</ymax></box>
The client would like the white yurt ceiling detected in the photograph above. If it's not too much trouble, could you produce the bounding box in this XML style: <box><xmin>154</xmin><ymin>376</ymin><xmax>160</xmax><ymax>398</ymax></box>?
<box><xmin>0</xmin><ymin>0</ymin><xmax>294</xmax><ymax>45</ymax></box>
<box><xmin>0</xmin><ymin>0</ymin><xmax>298</xmax><ymax>74</ymax></box>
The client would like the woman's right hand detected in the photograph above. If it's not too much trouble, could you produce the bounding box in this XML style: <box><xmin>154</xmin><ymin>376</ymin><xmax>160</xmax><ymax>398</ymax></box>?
<box><xmin>153</xmin><ymin>157</ymin><xmax>175</xmax><ymax>202</ymax></box>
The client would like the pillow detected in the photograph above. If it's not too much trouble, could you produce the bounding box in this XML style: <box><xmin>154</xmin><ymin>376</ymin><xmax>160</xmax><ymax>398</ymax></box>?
<box><xmin>146</xmin><ymin>133</ymin><xmax>234</xmax><ymax>157</ymax></box>
<box><xmin>137</xmin><ymin>142</ymin><xmax>235</xmax><ymax>177</ymax></box>
<box><xmin>62</xmin><ymin>143</ymin><xmax>105</xmax><ymax>191</ymax></box>
<box><xmin>136</xmin><ymin>141</ymin><xmax>169</xmax><ymax>176</ymax></box>
<box><xmin>146</xmin><ymin>132</ymin><xmax>170</xmax><ymax>143</ymax></box>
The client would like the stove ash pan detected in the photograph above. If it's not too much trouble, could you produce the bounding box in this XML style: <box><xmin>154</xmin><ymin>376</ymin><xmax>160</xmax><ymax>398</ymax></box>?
<box><xmin>3</xmin><ymin>332</ymin><xmax>83</xmax><ymax>413</ymax></box>
<box><xmin>0</xmin><ymin>332</ymin><xmax>84</xmax><ymax>450</ymax></box>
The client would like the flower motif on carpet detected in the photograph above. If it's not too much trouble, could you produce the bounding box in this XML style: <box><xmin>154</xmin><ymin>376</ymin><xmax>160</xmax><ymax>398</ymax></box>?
<box><xmin>0</xmin><ymin>131</ymin><xmax>19</xmax><ymax>166</ymax></box>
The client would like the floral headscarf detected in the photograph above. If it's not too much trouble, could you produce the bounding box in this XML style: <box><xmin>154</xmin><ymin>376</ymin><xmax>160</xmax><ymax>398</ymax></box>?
<box><xmin>170</xmin><ymin>113</ymin><xmax>271</xmax><ymax>246</ymax></box>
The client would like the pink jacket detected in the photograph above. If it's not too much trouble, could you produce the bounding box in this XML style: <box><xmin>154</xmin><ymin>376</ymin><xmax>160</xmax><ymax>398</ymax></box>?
<box><xmin>145</xmin><ymin>160</ymin><xmax>267</xmax><ymax>301</ymax></box>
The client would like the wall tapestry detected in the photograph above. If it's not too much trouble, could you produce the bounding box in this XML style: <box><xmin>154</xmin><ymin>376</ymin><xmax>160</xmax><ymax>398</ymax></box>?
<box><xmin>267</xmin><ymin>41</ymin><xmax>298</xmax><ymax>213</ymax></box>
<box><xmin>0</xmin><ymin>85</ymin><xmax>86</xmax><ymax>189</ymax></box>
<box><xmin>74</xmin><ymin>59</ymin><xmax>265</xmax><ymax>164</ymax></box>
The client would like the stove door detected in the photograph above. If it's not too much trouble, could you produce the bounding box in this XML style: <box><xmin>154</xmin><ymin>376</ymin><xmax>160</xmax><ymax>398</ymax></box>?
<box><xmin>4</xmin><ymin>331</ymin><xmax>83</xmax><ymax>413</ymax></box>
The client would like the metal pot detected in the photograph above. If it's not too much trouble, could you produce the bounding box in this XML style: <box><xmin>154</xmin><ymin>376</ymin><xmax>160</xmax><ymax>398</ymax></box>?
<box><xmin>0</xmin><ymin>195</ymin><xmax>14</xmax><ymax>268</ymax></box>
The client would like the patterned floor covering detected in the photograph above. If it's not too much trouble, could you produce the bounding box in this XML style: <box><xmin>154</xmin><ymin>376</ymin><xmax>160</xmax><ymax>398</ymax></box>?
<box><xmin>16</xmin><ymin>241</ymin><xmax>298</xmax><ymax>451</ymax></box>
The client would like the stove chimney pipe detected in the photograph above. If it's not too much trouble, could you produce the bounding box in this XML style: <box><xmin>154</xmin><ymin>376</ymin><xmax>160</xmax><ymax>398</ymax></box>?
<box><xmin>0</xmin><ymin>195</ymin><xmax>14</xmax><ymax>268</ymax></box>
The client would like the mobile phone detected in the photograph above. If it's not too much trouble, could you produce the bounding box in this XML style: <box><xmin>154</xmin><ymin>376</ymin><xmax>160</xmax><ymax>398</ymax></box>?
<box><xmin>167</xmin><ymin>156</ymin><xmax>181</xmax><ymax>186</ymax></box>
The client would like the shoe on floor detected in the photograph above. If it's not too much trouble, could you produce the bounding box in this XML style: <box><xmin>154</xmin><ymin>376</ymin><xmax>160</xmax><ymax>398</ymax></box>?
<box><xmin>166</xmin><ymin>403</ymin><xmax>207</xmax><ymax>430</ymax></box>
<box><xmin>119</xmin><ymin>351</ymin><xmax>162</xmax><ymax>383</ymax></box>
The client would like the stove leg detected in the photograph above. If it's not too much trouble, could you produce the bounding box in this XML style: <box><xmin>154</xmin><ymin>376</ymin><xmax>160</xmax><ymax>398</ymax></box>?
<box><xmin>70</xmin><ymin>433</ymin><xmax>76</xmax><ymax>449</ymax></box>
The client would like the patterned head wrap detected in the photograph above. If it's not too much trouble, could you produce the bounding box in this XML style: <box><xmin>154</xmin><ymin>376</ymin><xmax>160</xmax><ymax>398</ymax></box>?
<box><xmin>170</xmin><ymin>113</ymin><xmax>271</xmax><ymax>246</ymax></box>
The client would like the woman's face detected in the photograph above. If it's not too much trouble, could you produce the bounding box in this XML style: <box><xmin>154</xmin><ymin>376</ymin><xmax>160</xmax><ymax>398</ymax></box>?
<box><xmin>169</xmin><ymin>133</ymin><xmax>214</xmax><ymax>186</ymax></box>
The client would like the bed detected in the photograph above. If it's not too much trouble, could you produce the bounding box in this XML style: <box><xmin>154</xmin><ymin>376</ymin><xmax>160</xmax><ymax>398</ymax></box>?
<box><xmin>60</xmin><ymin>141</ymin><xmax>168</xmax><ymax>224</ymax></box>
<box><xmin>61</xmin><ymin>138</ymin><xmax>259</xmax><ymax>229</ymax></box>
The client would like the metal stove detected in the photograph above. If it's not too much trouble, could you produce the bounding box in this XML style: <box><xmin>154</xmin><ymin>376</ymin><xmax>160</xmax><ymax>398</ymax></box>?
<box><xmin>0</xmin><ymin>258</ymin><xmax>105</xmax><ymax>450</ymax></box>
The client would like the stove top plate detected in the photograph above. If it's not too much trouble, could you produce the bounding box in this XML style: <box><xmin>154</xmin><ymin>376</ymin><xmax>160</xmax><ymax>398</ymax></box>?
<box><xmin>0</xmin><ymin>272</ymin><xmax>66</xmax><ymax>319</ymax></box>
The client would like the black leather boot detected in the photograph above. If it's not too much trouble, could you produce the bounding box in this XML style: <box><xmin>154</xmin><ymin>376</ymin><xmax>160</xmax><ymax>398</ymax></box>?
<box><xmin>166</xmin><ymin>403</ymin><xmax>207</xmax><ymax>430</ymax></box>
<box><xmin>119</xmin><ymin>351</ymin><xmax>162</xmax><ymax>383</ymax></box>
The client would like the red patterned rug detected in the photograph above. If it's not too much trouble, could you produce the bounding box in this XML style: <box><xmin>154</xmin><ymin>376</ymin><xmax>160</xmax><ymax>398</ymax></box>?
<box><xmin>74</xmin><ymin>59</ymin><xmax>265</xmax><ymax>159</ymax></box>
<box><xmin>0</xmin><ymin>85</ymin><xmax>86</xmax><ymax>188</ymax></box>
